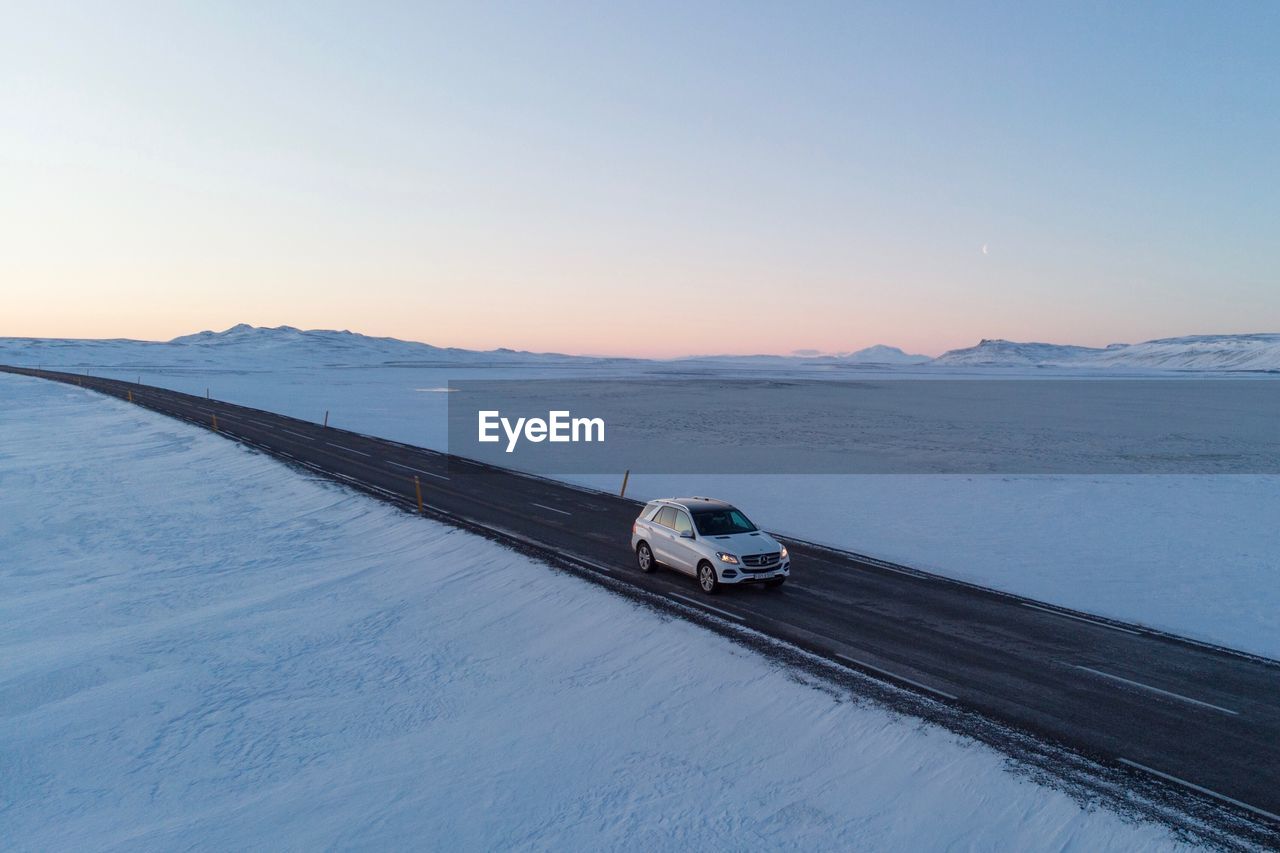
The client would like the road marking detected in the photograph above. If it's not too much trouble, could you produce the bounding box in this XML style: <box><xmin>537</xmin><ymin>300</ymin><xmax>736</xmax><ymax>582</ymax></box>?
<box><xmin>1022</xmin><ymin>602</ymin><xmax>1141</xmax><ymax>636</ymax></box>
<box><xmin>246</xmin><ymin>419</ymin><xmax>274</xmax><ymax>429</ymax></box>
<box><xmin>326</xmin><ymin>441</ymin><xmax>371</xmax><ymax>457</ymax></box>
<box><xmin>280</xmin><ymin>428</ymin><xmax>313</xmax><ymax>440</ymax></box>
<box><xmin>668</xmin><ymin>593</ymin><xmax>744</xmax><ymax>622</ymax></box>
<box><xmin>575</xmin><ymin>558</ymin><xmax>617</xmax><ymax>575</ymax></box>
<box><xmin>530</xmin><ymin>502</ymin><xmax>571</xmax><ymax>516</ymax></box>
<box><xmin>387</xmin><ymin>461</ymin><xmax>450</xmax><ymax>480</ymax></box>
<box><xmin>836</xmin><ymin>653</ymin><xmax>958</xmax><ymax>700</ymax></box>
<box><xmin>1072</xmin><ymin>665</ymin><xmax>1238</xmax><ymax>715</ymax></box>
<box><xmin>1118</xmin><ymin>758</ymin><xmax>1280</xmax><ymax>823</ymax></box>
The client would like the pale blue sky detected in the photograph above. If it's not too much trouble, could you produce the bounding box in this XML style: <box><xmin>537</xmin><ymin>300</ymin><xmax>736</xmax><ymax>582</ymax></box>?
<box><xmin>2</xmin><ymin>1</ymin><xmax>1276</xmax><ymax>356</ymax></box>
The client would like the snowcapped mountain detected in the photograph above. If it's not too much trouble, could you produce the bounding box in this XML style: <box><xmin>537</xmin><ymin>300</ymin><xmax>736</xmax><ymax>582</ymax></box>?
<box><xmin>834</xmin><ymin>344</ymin><xmax>931</xmax><ymax>364</ymax></box>
<box><xmin>1087</xmin><ymin>334</ymin><xmax>1280</xmax><ymax>371</ymax></box>
<box><xmin>0</xmin><ymin>324</ymin><xmax>592</xmax><ymax>369</ymax></box>
<box><xmin>932</xmin><ymin>339</ymin><xmax>1110</xmax><ymax>366</ymax></box>
<box><xmin>167</xmin><ymin>323</ymin><xmax>501</xmax><ymax>365</ymax></box>
<box><xmin>934</xmin><ymin>335</ymin><xmax>1280</xmax><ymax>371</ymax></box>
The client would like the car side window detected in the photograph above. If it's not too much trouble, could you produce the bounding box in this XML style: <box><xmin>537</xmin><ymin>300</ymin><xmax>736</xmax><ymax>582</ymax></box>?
<box><xmin>673</xmin><ymin>511</ymin><xmax>694</xmax><ymax>537</ymax></box>
<box><xmin>654</xmin><ymin>506</ymin><xmax>677</xmax><ymax>529</ymax></box>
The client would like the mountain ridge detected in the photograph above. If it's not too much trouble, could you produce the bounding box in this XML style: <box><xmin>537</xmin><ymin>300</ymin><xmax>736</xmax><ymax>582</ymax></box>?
<box><xmin>934</xmin><ymin>334</ymin><xmax>1280</xmax><ymax>371</ymax></box>
<box><xmin>2</xmin><ymin>325</ymin><xmax>1278</xmax><ymax>371</ymax></box>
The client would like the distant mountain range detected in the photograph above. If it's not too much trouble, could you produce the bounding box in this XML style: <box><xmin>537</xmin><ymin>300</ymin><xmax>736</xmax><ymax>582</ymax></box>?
<box><xmin>166</xmin><ymin>323</ymin><xmax>599</xmax><ymax>365</ymax></box>
<box><xmin>681</xmin><ymin>344</ymin><xmax>931</xmax><ymax>366</ymax></box>
<box><xmin>933</xmin><ymin>335</ymin><xmax>1280</xmax><ymax>371</ymax></box>
<box><xmin>1</xmin><ymin>325</ymin><xmax>1277</xmax><ymax>372</ymax></box>
<box><xmin>0</xmin><ymin>324</ymin><xmax>602</xmax><ymax>370</ymax></box>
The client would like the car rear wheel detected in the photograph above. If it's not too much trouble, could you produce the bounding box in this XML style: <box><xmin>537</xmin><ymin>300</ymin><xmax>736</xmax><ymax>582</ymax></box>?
<box><xmin>697</xmin><ymin>562</ymin><xmax>720</xmax><ymax>595</ymax></box>
<box><xmin>636</xmin><ymin>542</ymin><xmax>656</xmax><ymax>573</ymax></box>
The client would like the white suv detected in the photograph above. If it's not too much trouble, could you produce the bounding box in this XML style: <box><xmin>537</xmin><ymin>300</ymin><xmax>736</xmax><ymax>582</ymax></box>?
<box><xmin>630</xmin><ymin>497</ymin><xmax>790</xmax><ymax>594</ymax></box>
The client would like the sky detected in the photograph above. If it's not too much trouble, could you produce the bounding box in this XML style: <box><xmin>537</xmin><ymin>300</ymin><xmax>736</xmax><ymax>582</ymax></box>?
<box><xmin>2</xmin><ymin>2</ymin><xmax>1277</xmax><ymax>357</ymax></box>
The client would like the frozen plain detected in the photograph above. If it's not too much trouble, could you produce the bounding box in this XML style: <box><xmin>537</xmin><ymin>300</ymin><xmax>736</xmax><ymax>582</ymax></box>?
<box><xmin>0</xmin><ymin>374</ymin><xmax>1197</xmax><ymax>850</ymax></box>
<box><xmin>3</xmin><ymin>325</ymin><xmax>1277</xmax><ymax>658</ymax></box>
<box><xmin>59</xmin><ymin>360</ymin><xmax>1280</xmax><ymax>661</ymax></box>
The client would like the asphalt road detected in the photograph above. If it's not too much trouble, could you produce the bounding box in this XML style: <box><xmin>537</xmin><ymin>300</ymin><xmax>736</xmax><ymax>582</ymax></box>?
<box><xmin>7</xmin><ymin>366</ymin><xmax>1279</xmax><ymax>844</ymax></box>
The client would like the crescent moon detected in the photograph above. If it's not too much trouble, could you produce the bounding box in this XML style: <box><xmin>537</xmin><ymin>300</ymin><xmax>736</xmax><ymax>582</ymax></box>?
<box><xmin>981</xmin><ymin>244</ymin><xmax>989</xmax><ymax>255</ymax></box>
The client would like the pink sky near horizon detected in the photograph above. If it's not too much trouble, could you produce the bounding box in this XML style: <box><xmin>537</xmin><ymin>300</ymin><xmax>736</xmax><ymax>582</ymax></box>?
<box><xmin>2</xmin><ymin>309</ymin><xmax>1266</xmax><ymax>360</ymax></box>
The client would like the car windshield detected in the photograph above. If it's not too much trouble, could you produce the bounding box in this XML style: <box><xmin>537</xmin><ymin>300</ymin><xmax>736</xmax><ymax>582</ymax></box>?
<box><xmin>692</xmin><ymin>508</ymin><xmax>757</xmax><ymax>536</ymax></box>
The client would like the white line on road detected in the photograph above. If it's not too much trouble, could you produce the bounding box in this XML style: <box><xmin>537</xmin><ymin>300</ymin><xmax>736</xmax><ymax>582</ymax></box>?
<box><xmin>1073</xmin><ymin>665</ymin><xmax>1238</xmax><ymax>715</ymax></box>
<box><xmin>326</xmin><ymin>442</ymin><xmax>371</xmax><ymax>457</ymax></box>
<box><xmin>575</xmin><ymin>558</ymin><xmax>617</xmax><ymax>575</ymax></box>
<box><xmin>1022</xmin><ymin>602</ymin><xmax>1141</xmax><ymax>636</ymax></box>
<box><xmin>836</xmin><ymin>653</ymin><xmax>958</xmax><ymax>700</ymax></box>
<box><xmin>246</xmin><ymin>419</ymin><xmax>274</xmax><ymax>429</ymax></box>
<box><xmin>280</xmin><ymin>428</ymin><xmax>313</xmax><ymax>440</ymax></box>
<box><xmin>530</xmin><ymin>502</ymin><xmax>571</xmax><ymax>516</ymax></box>
<box><xmin>1118</xmin><ymin>758</ymin><xmax>1279</xmax><ymax>822</ymax></box>
<box><xmin>387</xmin><ymin>461</ymin><xmax>450</xmax><ymax>480</ymax></box>
<box><xmin>668</xmin><ymin>593</ymin><xmax>744</xmax><ymax>622</ymax></box>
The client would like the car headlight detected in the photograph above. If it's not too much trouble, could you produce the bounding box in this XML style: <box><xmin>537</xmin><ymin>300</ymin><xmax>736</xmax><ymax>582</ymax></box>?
<box><xmin>716</xmin><ymin>552</ymin><xmax>739</xmax><ymax>564</ymax></box>
<box><xmin>779</xmin><ymin>545</ymin><xmax>788</xmax><ymax>559</ymax></box>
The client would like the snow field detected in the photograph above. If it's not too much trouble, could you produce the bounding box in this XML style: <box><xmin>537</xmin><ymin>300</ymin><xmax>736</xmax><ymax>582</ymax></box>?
<box><xmin>0</xmin><ymin>374</ymin><xmax>1190</xmax><ymax>850</ymax></box>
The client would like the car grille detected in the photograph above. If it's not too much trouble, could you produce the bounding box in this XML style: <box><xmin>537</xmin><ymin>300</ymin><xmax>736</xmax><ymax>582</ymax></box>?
<box><xmin>742</xmin><ymin>552</ymin><xmax>781</xmax><ymax>569</ymax></box>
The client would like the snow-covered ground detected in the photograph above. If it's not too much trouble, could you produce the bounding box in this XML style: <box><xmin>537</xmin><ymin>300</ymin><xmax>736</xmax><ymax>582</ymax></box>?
<box><xmin>2</xmin><ymin>325</ymin><xmax>1278</xmax><ymax>659</ymax></box>
<box><xmin>0</xmin><ymin>373</ymin><xmax>1191</xmax><ymax>850</ymax></box>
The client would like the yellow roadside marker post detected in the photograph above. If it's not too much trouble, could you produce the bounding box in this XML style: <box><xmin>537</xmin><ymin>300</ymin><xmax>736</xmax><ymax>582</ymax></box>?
<box><xmin>414</xmin><ymin>476</ymin><xmax>424</xmax><ymax>514</ymax></box>
<box><xmin>620</xmin><ymin>469</ymin><xmax>630</xmax><ymax>498</ymax></box>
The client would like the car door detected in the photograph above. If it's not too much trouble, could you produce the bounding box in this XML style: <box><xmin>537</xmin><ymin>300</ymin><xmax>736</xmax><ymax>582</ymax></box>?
<box><xmin>649</xmin><ymin>506</ymin><xmax>679</xmax><ymax>566</ymax></box>
<box><xmin>667</xmin><ymin>508</ymin><xmax>699</xmax><ymax>574</ymax></box>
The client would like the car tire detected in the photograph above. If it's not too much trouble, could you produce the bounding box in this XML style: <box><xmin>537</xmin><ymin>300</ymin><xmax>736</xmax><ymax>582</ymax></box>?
<box><xmin>765</xmin><ymin>576</ymin><xmax>786</xmax><ymax>589</ymax></box>
<box><xmin>697</xmin><ymin>561</ymin><xmax>720</xmax><ymax>595</ymax></box>
<box><xmin>636</xmin><ymin>542</ymin><xmax>657</xmax><ymax>573</ymax></box>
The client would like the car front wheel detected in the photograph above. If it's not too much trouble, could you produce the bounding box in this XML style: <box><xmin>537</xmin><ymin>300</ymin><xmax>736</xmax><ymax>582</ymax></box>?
<box><xmin>697</xmin><ymin>562</ymin><xmax>720</xmax><ymax>595</ymax></box>
<box><xmin>636</xmin><ymin>542</ymin><xmax>656</xmax><ymax>573</ymax></box>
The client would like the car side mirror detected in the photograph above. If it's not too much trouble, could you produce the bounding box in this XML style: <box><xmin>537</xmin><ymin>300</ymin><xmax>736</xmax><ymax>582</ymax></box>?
<box><xmin>680</xmin><ymin>529</ymin><xmax>694</xmax><ymax>539</ymax></box>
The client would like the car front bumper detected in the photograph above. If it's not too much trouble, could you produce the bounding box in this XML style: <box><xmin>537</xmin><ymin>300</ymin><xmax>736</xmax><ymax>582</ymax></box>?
<box><xmin>718</xmin><ymin>561</ymin><xmax>790</xmax><ymax>584</ymax></box>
